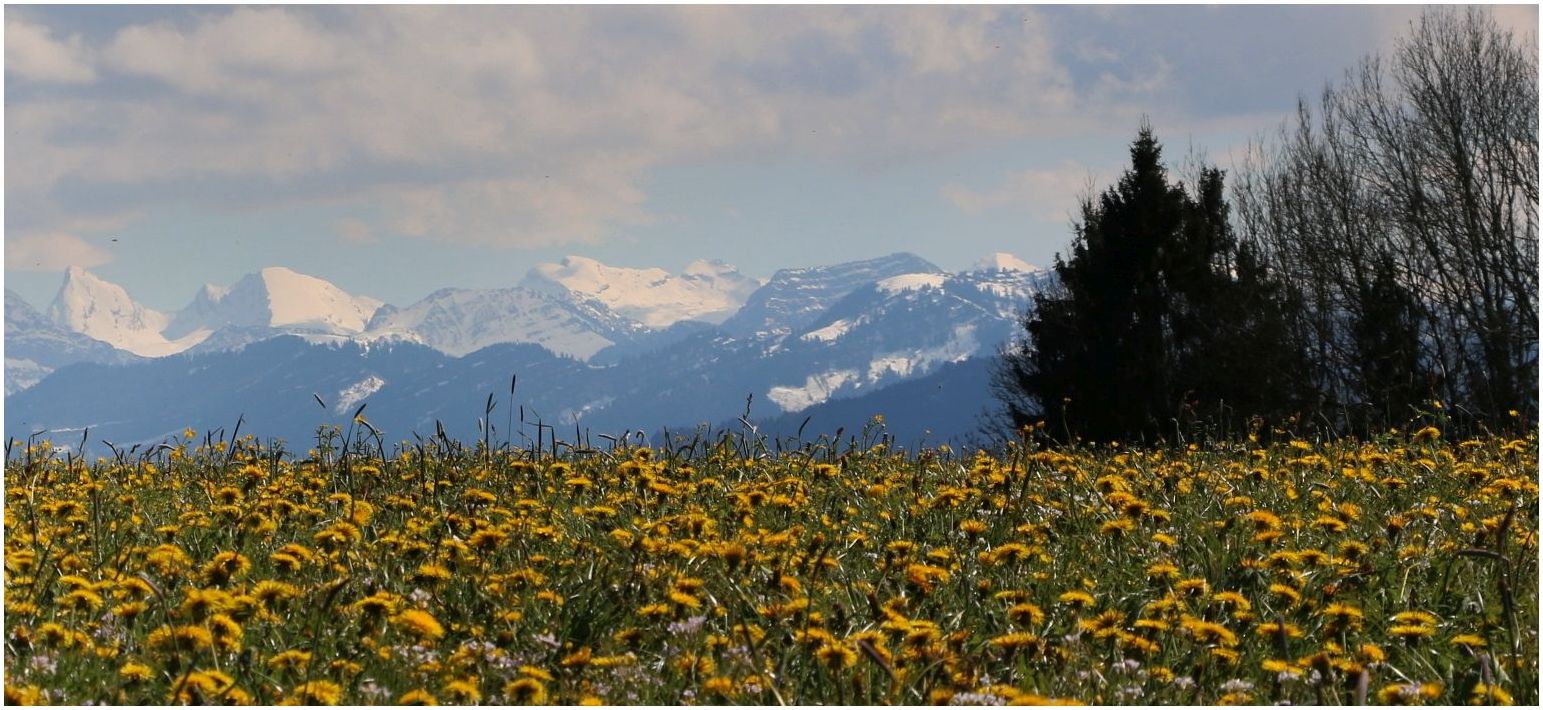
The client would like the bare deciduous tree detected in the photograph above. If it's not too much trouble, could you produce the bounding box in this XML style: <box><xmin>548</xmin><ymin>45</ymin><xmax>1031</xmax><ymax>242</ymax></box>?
<box><xmin>1234</xmin><ymin>6</ymin><xmax>1537</xmax><ymax>428</ymax></box>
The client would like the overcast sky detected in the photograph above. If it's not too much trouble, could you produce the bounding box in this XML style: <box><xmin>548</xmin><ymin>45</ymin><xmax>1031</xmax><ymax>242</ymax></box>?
<box><xmin>5</xmin><ymin>4</ymin><xmax>1537</xmax><ymax>311</ymax></box>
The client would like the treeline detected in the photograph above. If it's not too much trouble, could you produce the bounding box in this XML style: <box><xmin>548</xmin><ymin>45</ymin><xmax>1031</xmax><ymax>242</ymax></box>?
<box><xmin>995</xmin><ymin>7</ymin><xmax>1537</xmax><ymax>443</ymax></box>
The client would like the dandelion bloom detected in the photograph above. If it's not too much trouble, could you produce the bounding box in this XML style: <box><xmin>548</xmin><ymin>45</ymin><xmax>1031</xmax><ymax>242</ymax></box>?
<box><xmin>989</xmin><ymin>632</ymin><xmax>1041</xmax><ymax>653</ymax></box>
<box><xmin>443</xmin><ymin>678</ymin><xmax>481</xmax><ymax>703</ymax></box>
<box><xmin>504</xmin><ymin>678</ymin><xmax>549</xmax><ymax>705</ymax></box>
<box><xmin>393</xmin><ymin>609</ymin><xmax>446</xmax><ymax>641</ymax></box>
<box><xmin>285</xmin><ymin>680</ymin><xmax>343</xmax><ymax>705</ymax></box>
<box><xmin>399</xmin><ymin>689</ymin><xmax>438</xmax><ymax>705</ymax></box>
<box><xmin>1449</xmin><ymin>634</ymin><xmax>1486</xmax><ymax>651</ymax></box>
<box><xmin>815</xmin><ymin>642</ymin><xmax>858</xmax><ymax>670</ymax></box>
<box><xmin>119</xmin><ymin>662</ymin><xmax>154</xmax><ymax>683</ymax></box>
<box><xmin>1469</xmin><ymin>683</ymin><xmax>1513</xmax><ymax>705</ymax></box>
<box><xmin>1007</xmin><ymin>603</ymin><xmax>1046</xmax><ymax>627</ymax></box>
<box><xmin>1377</xmin><ymin>682</ymin><xmax>1442</xmax><ymax>705</ymax></box>
<box><xmin>1058</xmin><ymin>590</ymin><xmax>1095</xmax><ymax>609</ymax></box>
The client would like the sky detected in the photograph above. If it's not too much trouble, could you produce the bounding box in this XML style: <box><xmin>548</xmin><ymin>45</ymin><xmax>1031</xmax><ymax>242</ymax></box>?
<box><xmin>4</xmin><ymin>4</ymin><xmax>1538</xmax><ymax>312</ymax></box>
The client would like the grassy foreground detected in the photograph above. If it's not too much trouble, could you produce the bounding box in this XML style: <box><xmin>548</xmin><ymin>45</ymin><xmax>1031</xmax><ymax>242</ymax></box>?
<box><xmin>3</xmin><ymin>425</ymin><xmax>1537</xmax><ymax>705</ymax></box>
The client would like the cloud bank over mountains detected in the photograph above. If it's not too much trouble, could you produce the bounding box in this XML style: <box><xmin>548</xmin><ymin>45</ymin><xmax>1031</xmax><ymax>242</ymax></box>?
<box><xmin>8</xmin><ymin>7</ymin><xmax>1118</xmax><ymax>247</ymax></box>
<box><xmin>6</xmin><ymin>6</ymin><xmax>1534</xmax><ymax>311</ymax></box>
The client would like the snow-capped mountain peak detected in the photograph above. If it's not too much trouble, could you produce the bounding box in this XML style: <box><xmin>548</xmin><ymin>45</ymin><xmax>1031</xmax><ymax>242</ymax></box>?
<box><xmin>41</xmin><ymin>265</ymin><xmax>385</xmax><ymax>358</ymax></box>
<box><xmin>361</xmin><ymin>285</ymin><xmax>639</xmax><ymax>360</ymax></box>
<box><xmin>7</xmin><ymin>288</ymin><xmax>135</xmax><ymax>393</ymax></box>
<box><xmin>720</xmin><ymin>252</ymin><xmax>943</xmax><ymax>338</ymax></box>
<box><xmin>198</xmin><ymin>283</ymin><xmax>230</xmax><ymax>302</ymax></box>
<box><xmin>876</xmin><ymin>273</ymin><xmax>949</xmax><ymax>294</ymax></box>
<box><xmin>243</xmin><ymin>266</ymin><xmax>382</xmax><ymax>332</ymax></box>
<box><xmin>972</xmin><ymin>252</ymin><xmax>1039</xmax><ymax>273</ymax></box>
<box><xmin>681</xmin><ymin>259</ymin><xmax>760</xmax><ymax>288</ymax></box>
<box><xmin>48</xmin><ymin>266</ymin><xmax>164</xmax><ymax>332</ymax></box>
<box><xmin>45</xmin><ymin>267</ymin><xmax>192</xmax><ymax>357</ymax></box>
<box><xmin>521</xmin><ymin>256</ymin><xmax>761</xmax><ymax>328</ymax></box>
<box><xmin>167</xmin><ymin>266</ymin><xmax>383</xmax><ymax>339</ymax></box>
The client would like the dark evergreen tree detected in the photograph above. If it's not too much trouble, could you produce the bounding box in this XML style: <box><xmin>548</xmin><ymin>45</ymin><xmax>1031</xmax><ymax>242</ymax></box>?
<box><xmin>994</xmin><ymin>126</ymin><xmax>1312</xmax><ymax>443</ymax></box>
<box><xmin>1348</xmin><ymin>254</ymin><xmax>1436</xmax><ymax>430</ymax></box>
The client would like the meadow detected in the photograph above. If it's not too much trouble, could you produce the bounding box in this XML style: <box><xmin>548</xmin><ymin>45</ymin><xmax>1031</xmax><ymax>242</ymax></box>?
<box><xmin>3</xmin><ymin>421</ymin><xmax>1537</xmax><ymax>705</ymax></box>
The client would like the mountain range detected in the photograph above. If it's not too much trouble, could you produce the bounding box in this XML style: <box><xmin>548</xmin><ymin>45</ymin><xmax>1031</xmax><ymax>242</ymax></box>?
<box><xmin>5</xmin><ymin>252</ymin><xmax>1049</xmax><ymax>451</ymax></box>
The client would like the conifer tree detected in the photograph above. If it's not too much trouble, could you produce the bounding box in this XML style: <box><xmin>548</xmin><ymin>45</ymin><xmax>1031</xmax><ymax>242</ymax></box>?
<box><xmin>995</xmin><ymin>126</ymin><xmax>1310</xmax><ymax>442</ymax></box>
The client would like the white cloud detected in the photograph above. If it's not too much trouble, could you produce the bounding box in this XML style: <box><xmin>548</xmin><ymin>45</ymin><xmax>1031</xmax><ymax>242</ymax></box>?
<box><xmin>334</xmin><ymin>218</ymin><xmax>377</xmax><ymax>246</ymax></box>
<box><xmin>5</xmin><ymin>233</ymin><xmax>114</xmax><ymax>271</ymax></box>
<box><xmin>1490</xmin><ymin>5</ymin><xmax>1540</xmax><ymax>39</ymax></box>
<box><xmin>1368</xmin><ymin>5</ymin><xmax>1537</xmax><ymax>53</ymax></box>
<box><xmin>5</xmin><ymin>17</ymin><xmax>96</xmax><ymax>83</ymax></box>
<box><xmin>7</xmin><ymin>6</ymin><xmax>1166</xmax><ymax>248</ymax></box>
<box><xmin>104</xmin><ymin>7</ymin><xmax>341</xmax><ymax>93</ymax></box>
<box><xmin>942</xmin><ymin>161</ymin><xmax>1100</xmax><ymax>222</ymax></box>
<box><xmin>387</xmin><ymin>155</ymin><xmax>653</xmax><ymax>247</ymax></box>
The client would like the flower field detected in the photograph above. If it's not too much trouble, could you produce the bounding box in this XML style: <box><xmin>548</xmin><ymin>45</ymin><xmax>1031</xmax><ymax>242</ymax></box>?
<box><xmin>4</xmin><ymin>426</ymin><xmax>1537</xmax><ymax>705</ymax></box>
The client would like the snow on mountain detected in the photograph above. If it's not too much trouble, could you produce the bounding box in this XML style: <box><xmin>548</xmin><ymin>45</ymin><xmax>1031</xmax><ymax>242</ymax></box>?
<box><xmin>767</xmin><ymin>322</ymin><xmax>978</xmax><ymax>413</ymax></box>
<box><xmin>800</xmin><ymin>318</ymin><xmax>857</xmax><ymax>343</ymax></box>
<box><xmin>10</xmin><ymin>251</ymin><xmax>1059</xmax><ymax>442</ymax></box>
<box><xmin>972</xmin><ymin>252</ymin><xmax>1039</xmax><ymax>273</ymax></box>
<box><xmin>335</xmin><ymin>374</ymin><xmax>386</xmax><ymax>415</ymax></box>
<box><xmin>258</xmin><ymin>267</ymin><xmax>383</xmax><ymax>331</ymax></box>
<box><xmin>45</xmin><ymin>267</ymin><xmax>205</xmax><ymax>357</ymax></box>
<box><xmin>767</xmin><ymin>369</ymin><xmax>860</xmax><ymax>412</ymax></box>
<box><xmin>758</xmin><ymin>266</ymin><xmax>1047</xmax><ymax>412</ymax></box>
<box><xmin>721</xmin><ymin>252</ymin><xmax>943</xmax><ymax>338</ymax></box>
<box><xmin>162</xmin><ymin>284</ymin><xmax>226</xmax><ymax>339</ymax></box>
<box><xmin>166</xmin><ymin>267</ymin><xmax>382</xmax><ymax>338</ymax></box>
<box><xmin>876</xmin><ymin>273</ymin><xmax>949</xmax><ymax>294</ymax></box>
<box><xmin>962</xmin><ymin>266</ymin><xmax>1053</xmax><ymax>314</ymax></box>
<box><xmin>42</xmin><ymin>266</ymin><xmax>383</xmax><ymax>358</ymax></box>
<box><xmin>362</xmin><ymin>286</ymin><xmax>640</xmax><ymax>360</ymax></box>
<box><xmin>521</xmin><ymin>256</ymin><xmax>761</xmax><ymax>328</ymax></box>
<box><xmin>751</xmin><ymin>358</ymin><xmax>996</xmax><ymax>445</ymax></box>
<box><xmin>865</xmin><ymin>323</ymin><xmax>979</xmax><ymax>381</ymax></box>
<box><xmin>5</xmin><ymin>358</ymin><xmax>52</xmax><ymax>395</ymax></box>
<box><xmin>6</xmin><ymin>289</ymin><xmax>135</xmax><ymax>393</ymax></box>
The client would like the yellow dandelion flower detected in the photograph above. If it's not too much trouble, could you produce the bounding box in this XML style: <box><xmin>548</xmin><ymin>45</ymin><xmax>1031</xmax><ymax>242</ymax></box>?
<box><xmin>504</xmin><ymin>678</ymin><xmax>548</xmax><ymax>705</ymax></box>
<box><xmin>284</xmin><ymin>680</ymin><xmax>342</xmax><ymax>705</ymax></box>
<box><xmin>1057</xmin><ymin>590</ymin><xmax>1095</xmax><ymax>609</ymax></box>
<box><xmin>119</xmin><ymin>662</ymin><xmax>155</xmax><ymax>683</ymax></box>
<box><xmin>199</xmin><ymin>551</ymin><xmax>251</xmax><ymax>586</ymax></box>
<box><xmin>171</xmin><ymin>670</ymin><xmax>237</xmax><ymax>704</ymax></box>
<box><xmin>815</xmin><ymin>641</ymin><xmax>858</xmax><ymax>670</ymax></box>
<box><xmin>1181</xmin><ymin>617</ymin><xmax>1238</xmax><ymax>647</ymax></box>
<box><xmin>1007</xmin><ymin>602</ymin><xmax>1046</xmax><ymax>627</ymax></box>
<box><xmin>1078</xmin><ymin>610</ymin><xmax>1125</xmax><ymax>638</ymax></box>
<box><xmin>393</xmin><ymin>609</ymin><xmax>446</xmax><ymax>641</ymax></box>
<box><xmin>1470</xmin><ymin>683</ymin><xmax>1512</xmax><ymax>705</ymax></box>
<box><xmin>1378</xmin><ymin>682</ymin><xmax>1443</xmax><ymax>705</ymax></box>
<box><xmin>399</xmin><ymin>689</ymin><xmax>438</xmax><ymax>705</ymax></box>
<box><xmin>443</xmin><ymin>678</ymin><xmax>481</xmax><ymax>703</ymax></box>
<box><xmin>989</xmin><ymin>631</ymin><xmax>1041</xmax><ymax>652</ymax></box>
<box><xmin>703</xmin><ymin>676</ymin><xmax>736</xmax><ymax>697</ymax></box>
<box><xmin>267</xmin><ymin>649</ymin><xmax>313</xmax><ymax>672</ymax></box>
<box><xmin>1256</xmin><ymin>622</ymin><xmax>1303</xmax><ymax>640</ymax></box>
<box><xmin>1450</xmin><ymin>634</ymin><xmax>1486</xmax><ymax>650</ymax></box>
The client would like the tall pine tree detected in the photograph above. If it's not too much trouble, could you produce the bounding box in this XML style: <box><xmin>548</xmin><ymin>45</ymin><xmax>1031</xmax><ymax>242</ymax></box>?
<box><xmin>995</xmin><ymin>126</ymin><xmax>1311</xmax><ymax>443</ymax></box>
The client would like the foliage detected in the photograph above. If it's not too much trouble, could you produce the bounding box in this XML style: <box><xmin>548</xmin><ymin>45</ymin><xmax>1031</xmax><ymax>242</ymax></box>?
<box><xmin>1233</xmin><ymin>6</ymin><xmax>1538</xmax><ymax>429</ymax></box>
<box><xmin>4</xmin><ymin>424</ymin><xmax>1537</xmax><ymax>705</ymax></box>
<box><xmin>995</xmin><ymin>127</ymin><xmax>1309</xmax><ymax>443</ymax></box>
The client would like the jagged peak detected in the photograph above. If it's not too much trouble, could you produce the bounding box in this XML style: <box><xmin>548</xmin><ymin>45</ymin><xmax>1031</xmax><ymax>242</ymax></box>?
<box><xmin>45</xmin><ymin>266</ymin><xmax>185</xmax><ymax>356</ymax></box>
<box><xmin>971</xmin><ymin>252</ymin><xmax>1038</xmax><ymax>273</ymax></box>
<box><xmin>768</xmin><ymin>252</ymin><xmax>942</xmax><ymax>281</ymax></box>
<box><xmin>522</xmin><ymin>255</ymin><xmax>759</xmax><ymax>328</ymax></box>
